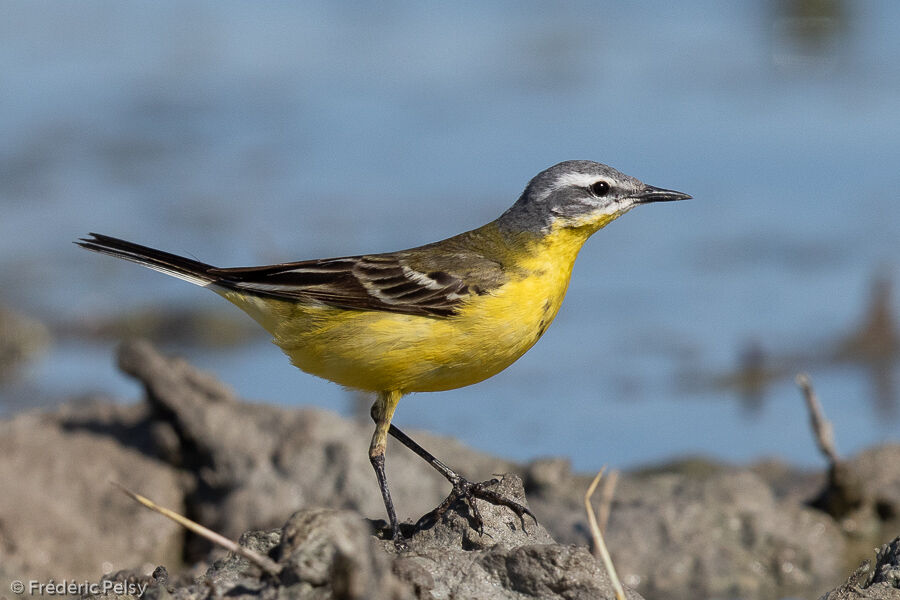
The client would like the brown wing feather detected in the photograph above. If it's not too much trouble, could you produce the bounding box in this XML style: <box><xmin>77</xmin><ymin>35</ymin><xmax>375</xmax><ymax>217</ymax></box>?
<box><xmin>79</xmin><ymin>229</ymin><xmax>510</xmax><ymax>318</ymax></box>
<box><xmin>211</xmin><ymin>254</ymin><xmax>476</xmax><ymax>317</ymax></box>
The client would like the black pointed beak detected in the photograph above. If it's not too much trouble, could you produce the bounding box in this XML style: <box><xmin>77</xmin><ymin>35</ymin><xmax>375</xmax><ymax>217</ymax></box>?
<box><xmin>634</xmin><ymin>184</ymin><xmax>692</xmax><ymax>204</ymax></box>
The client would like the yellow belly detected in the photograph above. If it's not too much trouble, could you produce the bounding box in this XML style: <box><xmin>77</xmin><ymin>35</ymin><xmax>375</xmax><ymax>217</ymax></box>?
<box><xmin>220</xmin><ymin>225</ymin><xmax>588</xmax><ymax>394</ymax></box>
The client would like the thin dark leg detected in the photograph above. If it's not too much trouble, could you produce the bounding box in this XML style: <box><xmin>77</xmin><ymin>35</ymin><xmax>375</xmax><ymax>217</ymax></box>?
<box><xmin>387</xmin><ymin>423</ymin><xmax>536</xmax><ymax>533</ymax></box>
<box><xmin>369</xmin><ymin>391</ymin><xmax>406</xmax><ymax>548</ymax></box>
<box><xmin>388</xmin><ymin>424</ymin><xmax>456</xmax><ymax>480</ymax></box>
<box><xmin>369</xmin><ymin>452</ymin><xmax>406</xmax><ymax>549</ymax></box>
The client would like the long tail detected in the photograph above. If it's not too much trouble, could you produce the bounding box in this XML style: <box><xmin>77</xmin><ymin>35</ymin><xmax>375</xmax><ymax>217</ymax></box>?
<box><xmin>77</xmin><ymin>233</ymin><xmax>217</xmax><ymax>288</ymax></box>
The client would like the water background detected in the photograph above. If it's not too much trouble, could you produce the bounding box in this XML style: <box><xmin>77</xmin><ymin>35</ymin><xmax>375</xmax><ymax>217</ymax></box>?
<box><xmin>2</xmin><ymin>1</ymin><xmax>899</xmax><ymax>471</ymax></box>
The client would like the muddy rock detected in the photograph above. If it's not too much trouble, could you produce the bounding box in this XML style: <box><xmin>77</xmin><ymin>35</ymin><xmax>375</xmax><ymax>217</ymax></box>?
<box><xmin>4</xmin><ymin>340</ymin><xmax>899</xmax><ymax>600</ymax></box>
<box><xmin>522</xmin><ymin>456</ymin><xmax>848</xmax><ymax>600</ymax></box>
<box><xmin>605</xmin><ymin>468</ymin><xmax>843</xmax><ymax>600</ymax></box>
<box><xmin>383</xmin><ymin>475</ymin><xmax>642</xmax><ymax>599</ymax></box>
<box><xmin>0</xmin><ymin>401</ymin><xmax>182</xmax><ymax>590</ymax></box>
<box><xmin>820</xmin><ymin>537</ymin><xmax>900</xmax><ymax>600</ymax></box>
<box><xmin>845</xmin><ymin>445</ymin><xmax>900</xmax><ymax>528</ymax></box>
<box><xmin>89</xmin><ymin>476</ymin><xmax>643</xmax><ymax>600</ymax></box>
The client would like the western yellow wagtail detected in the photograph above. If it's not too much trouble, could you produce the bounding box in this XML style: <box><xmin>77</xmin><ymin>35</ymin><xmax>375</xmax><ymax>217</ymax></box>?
<box><xmin>78</xmin><ymin>160</ymin><xmax>689</xmax><ymax>545</ymax></box>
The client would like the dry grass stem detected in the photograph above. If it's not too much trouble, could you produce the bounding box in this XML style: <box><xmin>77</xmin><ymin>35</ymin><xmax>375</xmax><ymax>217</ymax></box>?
<box><xmin>585</xmin><ymin>468</ymin><xmax>626</xmax><ymax>600</ymax></box>
<box><xmin>111</xmin><ymin>481</ymin><xmax>281</xmax><ymax>576</ymax></box>
<box><xmin>795</xmin><ymin>373</ymin><xmax>839</xmax><ymax>465</ymax></box>
<box><xmin>597</xmin><ymin>469</ymin><xmax>618</xmax><ymax>533</ymax></box>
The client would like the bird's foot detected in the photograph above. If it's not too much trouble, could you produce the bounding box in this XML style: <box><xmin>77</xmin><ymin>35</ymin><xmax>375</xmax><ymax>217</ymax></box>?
<box><xmin>371</xmin><ymin>519</ymin><xmax>411</xmax><ymax>551</ymax></box>
<box><xmin>418</xmin><ymin>475</ymin><xmax>536</xmax><ymax>535</ymax></box>
<box><xmin>391</xmin><ymin>532</ymin><xmax>409</xmax><ymax>552</ymax></box>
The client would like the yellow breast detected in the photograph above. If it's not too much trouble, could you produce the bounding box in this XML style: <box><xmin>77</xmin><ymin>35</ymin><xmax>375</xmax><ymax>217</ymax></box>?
<box><xmin>221</xmin><ymin>224</ymin><xmax>592</xmax><ymax>394</ymax></box>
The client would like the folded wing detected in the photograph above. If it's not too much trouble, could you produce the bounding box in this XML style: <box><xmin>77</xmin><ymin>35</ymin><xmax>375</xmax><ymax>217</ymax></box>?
<box><xmin>214</xmin><ymin>254</ymin><xmax>481</xmax><ymax>317</ymax></box>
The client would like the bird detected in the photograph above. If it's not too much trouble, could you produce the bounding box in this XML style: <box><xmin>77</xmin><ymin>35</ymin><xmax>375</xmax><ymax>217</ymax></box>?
<box><xmin>78</xmin><ymin>160</ymin><xmax>690</xmax><ymax>546</ymax></box>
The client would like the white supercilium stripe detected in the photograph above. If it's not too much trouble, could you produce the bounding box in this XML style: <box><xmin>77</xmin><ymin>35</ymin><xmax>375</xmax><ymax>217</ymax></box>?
<box><xmin>552</xmin><ymin>172</ymin><xmax>604</xmax><ymax>190</ymax></box>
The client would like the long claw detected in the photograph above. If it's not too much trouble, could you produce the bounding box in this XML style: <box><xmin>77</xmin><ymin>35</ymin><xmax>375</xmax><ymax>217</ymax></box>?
<box><xmin>417</xmin><ymin>475</ymin><xmax>537</xmax><ymax>534</ymax></box>
<box><xmin>467</xmin><ymin>480</ymin><xmax>536</xmax><ymax>530</ymax></box>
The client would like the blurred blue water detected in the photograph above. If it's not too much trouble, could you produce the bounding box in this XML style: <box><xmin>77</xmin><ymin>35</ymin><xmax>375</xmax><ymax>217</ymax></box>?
<box><xmin>2</xmin><ymin>1</ymin><xmax>899</xmax><ymax>470</ymax></box>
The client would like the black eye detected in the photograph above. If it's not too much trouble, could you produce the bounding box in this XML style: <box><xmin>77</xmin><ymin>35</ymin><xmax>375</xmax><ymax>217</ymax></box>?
<box><xmin>589</xmin><ymin>181</ymin><xmax>610</xmax><ymax>197</ymax></box>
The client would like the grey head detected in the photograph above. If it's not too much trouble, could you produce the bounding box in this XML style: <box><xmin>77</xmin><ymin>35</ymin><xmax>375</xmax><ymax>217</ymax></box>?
<box><xmin>498</xmin><ymin>160</ymin><xmax>690</xmax><ymax>233</ymax></box>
